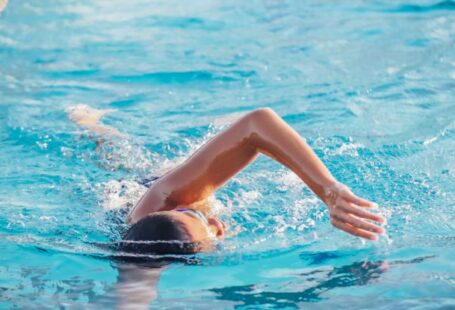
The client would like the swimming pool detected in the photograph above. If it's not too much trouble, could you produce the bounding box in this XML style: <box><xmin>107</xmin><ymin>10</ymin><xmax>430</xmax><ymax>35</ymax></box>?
<box><xmin>1</xmin><ymin>0</ymin><xmax>454</xmax><ymax>308</ymax></box>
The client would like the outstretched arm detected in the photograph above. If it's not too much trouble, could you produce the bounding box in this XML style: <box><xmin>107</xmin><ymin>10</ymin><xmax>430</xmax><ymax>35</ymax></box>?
<box><xmin>131</xmin><ymin>108</ymin><xmax>386</xmax><ymax>240</ymax></box>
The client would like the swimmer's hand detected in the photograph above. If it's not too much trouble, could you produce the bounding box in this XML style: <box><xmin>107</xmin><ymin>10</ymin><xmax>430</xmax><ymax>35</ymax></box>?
<box><xmin>324</xmin><ymin>182</ymin><xmax>386</xmax><ymax>241</ymax></box>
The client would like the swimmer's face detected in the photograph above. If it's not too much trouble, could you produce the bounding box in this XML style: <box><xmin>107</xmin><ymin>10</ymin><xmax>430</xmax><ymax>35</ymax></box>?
<box><xmin>167</xmin><ymin>210</ymin><xmax>226</xmax><ymax>248</ymax></box>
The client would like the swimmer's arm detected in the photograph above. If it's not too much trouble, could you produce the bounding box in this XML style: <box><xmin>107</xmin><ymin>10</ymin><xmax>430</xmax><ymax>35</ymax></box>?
<box><xmin>134</xmin><ymin>108</ymin><xmax>385</xmax><ymax>239</ymax></box>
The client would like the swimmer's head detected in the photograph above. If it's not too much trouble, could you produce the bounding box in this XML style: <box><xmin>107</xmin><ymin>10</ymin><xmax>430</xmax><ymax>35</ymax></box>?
<box><xmin>120</xmin><ymin>210</ymin><xmax>225</xmax><ymax>256</ymax></box>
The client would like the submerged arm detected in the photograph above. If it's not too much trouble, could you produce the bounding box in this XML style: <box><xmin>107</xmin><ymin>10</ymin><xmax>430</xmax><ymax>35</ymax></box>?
<box><xmin>132</xmin><ymin>108</ymin><xmax>386</xmax><ymax>240</ymax></box>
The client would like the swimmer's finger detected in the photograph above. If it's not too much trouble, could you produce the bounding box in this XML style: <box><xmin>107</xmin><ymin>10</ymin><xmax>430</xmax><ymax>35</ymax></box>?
<box><xmin>330</xmin><ymin>218</ymin><xmax>378</xmax><ymax>240</ymax></box>
<box><xmin>338</xmin><ymin>201</ymin><xmax>386</xmax><ymax>223</ymax></box>
<box><xmin>333</xmin><ymin>212</ymin><xmax>385</xmax><ymax>235</ymax></box>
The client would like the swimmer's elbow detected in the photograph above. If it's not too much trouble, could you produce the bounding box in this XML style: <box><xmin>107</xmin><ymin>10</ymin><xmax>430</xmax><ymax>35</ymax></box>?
<box><xmin>244</xmin><ymin>107</ymin><xmax>278</xmax><ymax>134</ymax></box>
<box><xmin>246</xmin><ymin>107</ymin><xmax>277</xmax><ymax>121</ymax></box>
<box><xmin>237</xmin><ymin>108</ymin><xmax>278</xmax><ymax>151</ymax></box>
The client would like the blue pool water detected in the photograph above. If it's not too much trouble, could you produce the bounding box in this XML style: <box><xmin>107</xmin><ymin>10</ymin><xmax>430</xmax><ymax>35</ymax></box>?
<box><xmin>1</xmin><ymin>0</ymin><xmax>455</xmax><ymax>308</ymax></box>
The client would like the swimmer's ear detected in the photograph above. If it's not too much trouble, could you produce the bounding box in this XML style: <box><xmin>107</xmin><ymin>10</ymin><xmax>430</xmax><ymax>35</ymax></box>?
<box><xmin>207</xmin><ymin>218</ymin><xmax>225</xmax><ymax>238</ymax></box>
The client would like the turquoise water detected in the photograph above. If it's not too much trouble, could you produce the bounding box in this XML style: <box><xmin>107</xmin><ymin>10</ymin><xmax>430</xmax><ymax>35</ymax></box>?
<box><xmin>1</xmin><ymin>0</ymin><xmax>455</xmax><ymax>308</ymax></box>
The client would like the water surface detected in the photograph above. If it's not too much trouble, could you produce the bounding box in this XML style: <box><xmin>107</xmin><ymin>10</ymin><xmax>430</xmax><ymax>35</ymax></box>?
<box><xmin>1</xmin><ymin>0</ymin><xmax>455</xmax><ymax>308</ymax></box>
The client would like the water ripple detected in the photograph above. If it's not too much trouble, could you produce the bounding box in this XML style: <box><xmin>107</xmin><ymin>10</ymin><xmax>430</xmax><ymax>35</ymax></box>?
<box><xmin>108</xmin><ymin>70</ymin><xmax>255</xmax><ymax>84</ymax></box>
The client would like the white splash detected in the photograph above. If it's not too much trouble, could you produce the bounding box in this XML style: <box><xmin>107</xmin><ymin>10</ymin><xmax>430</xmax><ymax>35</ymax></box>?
<box><xmin>98</xmin><ymin>180</ymin><xmax>147</xmax><ymax>210</ymax></box>
<box><xmin>327</xmin><ymin>142</ymin><xmax>364</xmax><ymax>157</ymax></box>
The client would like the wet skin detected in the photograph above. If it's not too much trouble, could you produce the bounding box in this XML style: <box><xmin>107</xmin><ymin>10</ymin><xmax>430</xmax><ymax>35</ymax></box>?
<box><xmin>69</xmin><ymin>106</ymin><xmax>386</xmax><ymax>241</ymax></box>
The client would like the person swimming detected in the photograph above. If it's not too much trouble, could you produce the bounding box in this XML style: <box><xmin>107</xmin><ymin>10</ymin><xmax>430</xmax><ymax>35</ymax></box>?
<box><xmin>68</xmin><ymin>105</ymin><xmax>386</xmax><ymax>257</ymax></box>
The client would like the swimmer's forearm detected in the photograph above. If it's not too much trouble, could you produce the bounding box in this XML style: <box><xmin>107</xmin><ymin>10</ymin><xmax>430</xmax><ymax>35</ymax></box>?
<box><xmin>245</xmin><ymin>109</ymin><xmax>386</xmax><ymax>240</ymax></box>
<box><xmin>246</xmin><ymin>108</ymin><xmax>336</xmax><ymax>202</ymax></box>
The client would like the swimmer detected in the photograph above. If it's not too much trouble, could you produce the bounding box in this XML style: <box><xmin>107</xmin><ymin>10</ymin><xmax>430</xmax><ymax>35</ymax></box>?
<box><xmin>69</xmin><ymin>105</ymin><xmax>386</xmax><ymax>256</ymax></box>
